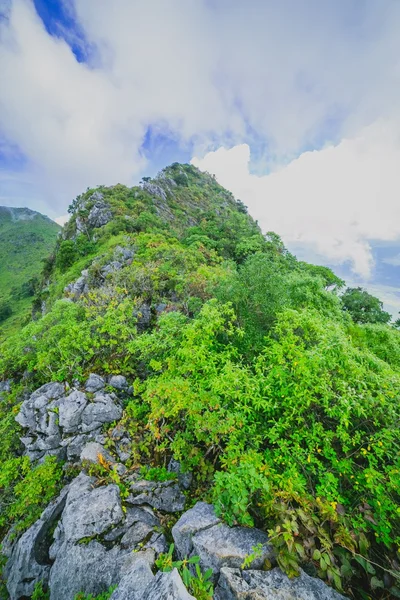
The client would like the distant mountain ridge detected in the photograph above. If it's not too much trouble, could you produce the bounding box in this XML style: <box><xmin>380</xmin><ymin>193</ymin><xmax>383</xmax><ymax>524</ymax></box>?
<box><xmin>0</xmin><ymin>206</ymin><xmax>56</xmax><ymax>223</ymax></box>
<box><xmin>0</xmin><ymin>205</ymin><xmax>60</xmax><ymax>334</ymax></box>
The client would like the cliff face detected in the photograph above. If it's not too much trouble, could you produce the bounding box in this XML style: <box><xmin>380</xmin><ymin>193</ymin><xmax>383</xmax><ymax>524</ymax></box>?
<box><xmin>0</xmin><ymin>164</ymin><xmax>399</xmax><ymax>599</ymax></box>
<box><xmin>0</xmin><ymin>206</ymin><xmax>60</xmax><ymax>335</ymax></box>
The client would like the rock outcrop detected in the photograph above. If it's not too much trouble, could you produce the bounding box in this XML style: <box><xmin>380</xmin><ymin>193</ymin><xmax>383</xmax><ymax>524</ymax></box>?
<box><xmin>214</xmin><ymin>567</ymin><xmax>346</xmax><ymax>599</ymax></box>
<box><xmin>15</xmin><ymin>378</ymin><xmax>123</xmax><ymax>462</ymax></box>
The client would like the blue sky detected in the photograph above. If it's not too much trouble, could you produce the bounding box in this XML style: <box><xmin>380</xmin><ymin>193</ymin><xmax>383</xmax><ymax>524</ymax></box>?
<box><xmin>1</xmin><ymin>0</ymin><xmax>400</xmax><ymax>312</ymax></box>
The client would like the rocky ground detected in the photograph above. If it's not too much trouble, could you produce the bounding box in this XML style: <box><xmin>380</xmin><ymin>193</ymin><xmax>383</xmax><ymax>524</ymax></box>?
<box><xmin>2</xmin><ymin>377</ymin><xmax>346</xmax><ymax>600</ymax></box>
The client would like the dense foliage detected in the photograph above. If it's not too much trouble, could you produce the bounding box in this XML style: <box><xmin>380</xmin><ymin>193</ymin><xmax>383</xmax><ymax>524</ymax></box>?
<box><xmin>1</xmin><ymin>164</ymin><xmax>400</xmax><ymax>598</ymax></box>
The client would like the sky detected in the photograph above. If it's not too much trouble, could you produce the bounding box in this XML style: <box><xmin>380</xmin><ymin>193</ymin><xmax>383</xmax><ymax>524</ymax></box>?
<box><xmin>1</xmin><ymin>0</ymin><xmax>400</xmax><ymax>311</ymax></box>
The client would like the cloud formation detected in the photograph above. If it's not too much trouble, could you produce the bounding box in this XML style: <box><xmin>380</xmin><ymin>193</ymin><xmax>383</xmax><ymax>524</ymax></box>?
<box><xmin>0</xmin><ymin>0</ymin><xmax>400</xmax><ymax>276</ymax></box>
<box><xmin>192</xmin><ymin>121</ymin><xmax>400</xmax><ymax>278</ymax></box>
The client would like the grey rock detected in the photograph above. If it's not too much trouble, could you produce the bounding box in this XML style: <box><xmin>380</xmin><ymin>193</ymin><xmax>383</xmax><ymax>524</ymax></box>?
<box><xmin>214</xmin><ymin>567</ymin><xmax>346</xmax><ymax>600</ymax></box>
<box><xmin>192</xmin><ymin>523</ymin><xmax>273</xmax><ymax>580</ymax></box>
<box><xmin>81</xmin><ymin>393</ymin><xmax>122</xmax><ymax>431</ymax></box>
<box><xmin>49</xmin><ymin>541</ymin><xmax>128</xmax><ymax>600</ymax></box>
<box><xmin>109</xmin><ymin>375</ymin><xmax>128</xmax><ymax>390</ymax></box>
<box><xmin>111</xmin><ymin>425</ymin><xmax>132</xmax><ymax>463</ymax></box>
<box><xmin>142</xmin><ymin>181</ymin><xmax>167</xmax><ymax>202</ymax></box>
<box><xmin>64</xmin><ymin>272</ymin><xmax>89</xmax><ymax>298</ymax></box>
<box><xmin>104</xmin><ymin>506</ymin><xmax>160</xmax><ymax>543</ymax></box>
<box><xmin>128</xmin><ymin>480</ymin><xmax>186</xmax><ymax>513</ymax></box>
<box><xmin>168</xmin><ymin>458</ymin><xmax>192</xmax><ymax>490</ymax></box>
<box><xmin>142</xmin><ymin>532</ymin><xmax>168</xmax><ymax>555</ymax></box>
<box><xmin>120</xmin><ymin>521</ymin><xmax>155</xmax><ymax>549</ymax></box>
<box><xmin>114</xmin><ymin>246</ymin><xmax>134</xmax><ymax>261</ymax></box>
<box><xmin>60</xmin><ymin>475</ymin><xmax>123</xmax><ymax>543</ymax></box>
<box><xmin>80</xmin><ymin>441</ymin><xmax>114</xmax><ymax>465</ymax></box>
<box><xmin>102</xmin><ymin>261</ymin><xmax>123</xmax><ymax>276</ymax></box>
<box><xmin>155</xmin><ymin>303</ymin><xmax>167</xmax><ymax>316</ymax></box>
<box><xmin>87</xmin><ymin>197</ymin><xmax>113</xmax><ymax>229</ymax></box>
<box><xmin>110</xmin><ymin>551</ymin><xmax>155</xmax><ymax>600</ymax></box>
<box><xmin>172</xmin><ymin>502</ymin><xmax>220</xmax><ymax>559</ymax></box>
<box><xmin>85</xmin><ymin>373</ymin><xmax>105</xmax><ymax>393</ymax></box>
<box><xmin>58</xmin><ymin>390</ymin><xmax>87</xmax><ymax>433</ymax></box>
<box><xmin>0</xmin><ymin>379</ymin><xmax>11</xmax><ymax>396</ymax></box>
<box><xmin>5</xmin><ymin>487</ymin><xmax>68</xmax><ymax>599</ymax></box>
<box><xmin>64</xmin><ymin>432</ymin><xmax>102</xmax><ymax>461</ymax></box>
<box><xmin>16</xmin><ymin>382</ymin><xmax>64</xmax><ymax>430</ymax></box>
<box><xmin>143</xmin><ymin>568</ymin><xmax>196</xmax><ymax>600</ymax></box>
<box><xmin>135</xmin><ymin>303</ymin><xmax>152</xmax><ymax>331</ymax></box>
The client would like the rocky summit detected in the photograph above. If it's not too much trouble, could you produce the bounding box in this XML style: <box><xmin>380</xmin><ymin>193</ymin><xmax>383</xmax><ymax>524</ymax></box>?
<box><xmin>1</xmin><ymin>164</ymin><xmax>399</xmax><ymax>599</ymax></box>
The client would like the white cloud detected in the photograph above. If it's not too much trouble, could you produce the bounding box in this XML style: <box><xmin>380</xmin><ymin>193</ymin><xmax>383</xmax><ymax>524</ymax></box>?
<box><xmin>1</xmin><ymin>0</ymin><xmax>400</xmax><ymax>219</ymax></box>
<box><xmin>191</xmin><ymin>120</ymin><xmax>400</xmax><ymax>278</ymax></box>
<box><xmin>54</xmin><ymin>214</ymin><xmax>69</xmax><ymax>226</ymax></box>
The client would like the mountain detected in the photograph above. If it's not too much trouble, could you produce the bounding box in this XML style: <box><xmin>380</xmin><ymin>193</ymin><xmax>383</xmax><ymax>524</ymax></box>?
<box><xmin>0</xmin><ymin>206</ymin><xmax>60</xmax><ymax>334</ymax></box>
<box><xmin>0</xmin><ymin>164</ymin><xmax>399</xmax><ymax>599</ymax></box>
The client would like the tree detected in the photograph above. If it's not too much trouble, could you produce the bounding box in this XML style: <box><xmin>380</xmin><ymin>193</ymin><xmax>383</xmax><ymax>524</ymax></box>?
<box><xmin>55</xmin><ymin>240</ymin><xmax>77</xmax><ymax>272</ymax></box>
<box><xmin>0</xmin><ymin>301</ymin><xmax>12</xmax><ymax>323</ymax></box>
<box><xmin>341</xmin><ymin>287</ymin><xmax>391</xmax><ymax>324</ymax></box>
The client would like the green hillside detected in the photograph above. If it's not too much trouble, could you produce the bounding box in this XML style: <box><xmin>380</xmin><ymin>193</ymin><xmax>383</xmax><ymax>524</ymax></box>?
<box><xmin>0</xmin><ymin>206</ymin><xmax>60</xmax><ymax>335</ymax></box>
<box><xmin>1</xmin><ymin>164</ymin><xmax>400</xmax><ymax>598</ymax></box>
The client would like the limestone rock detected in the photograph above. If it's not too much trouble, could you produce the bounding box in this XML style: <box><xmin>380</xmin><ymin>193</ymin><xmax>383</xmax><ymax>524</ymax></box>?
<box><xmin>168</xmin><ymin>458</ymin><xmax>192</xmax><ymax>490</ymax></box>
<box><xmin>85</xmin><ymin>373</ymin><xmax>105</xmax><ymax>393</ymax></box>
<box><xmin>142</xmin><ymin>181</ymin><xmax>167</xmax><ymax>202</ymax></box>
<box><xmin>128</xmin><ymin>480</ymin><xmax>186</xmax><ymax>513</ymax></box>
<box><xmin>58</xmin><ymin>390</ymin><xmax>87</xmax><ymax>433</ymax></box>
<box><xmin>81</xmin><ymin>392</ymin><xmax>122</xmax><ymax>432</ymax></box>
<box><xmin>5</xmin><ymin>487</ymin><xmax>68</xmax><ymax>599</ymax></box>
<box><xmin>109</xmin><ymin>551</ymin><xmax>155</xmax><ymax>600</ymax></box>
<box><xmin>58</xmin><ymin>474</ymin><xmax>123</xmax><ymax>543</ymax></box>
<box><xmin>192</xmin><ymin>523</ymin><xmax>273</xmax><ymax>580</ymax></box>
<box><xmin>214</xmin><ymin>567</ymin><xmax>346</xmax><ymax>600</ymax></box>
<box><xmin>49</xmin><ymin>541</ymin><xmax>128</xmax><ymax>600</ymax></box>
<box><xmin>109</xmin><ymin>375</ymin><xmax>128</xmax><ymax>390</ymax></box>
<box><xmin>87</xmin><ymin>195</ymin><xmax>113</xmax><ymax>229</ymax></box>
<box><xmin>80</xmin><ymin>441</ymin><xmax>114</xmax><ymax>465</ymax></box>
<box><xmin>142</xmin><ymin>568</ymin><xmax>196</xmax><ymax>600</ymax></box>
<box><xmin>172</xmin><ymin>502</ymin><xmax>220</xmax><ymax>558</ymax></box>
<box><xmin>16</xmin><ymin>382</ymin><xmax>65</xmax><ymax>431</ymax></box>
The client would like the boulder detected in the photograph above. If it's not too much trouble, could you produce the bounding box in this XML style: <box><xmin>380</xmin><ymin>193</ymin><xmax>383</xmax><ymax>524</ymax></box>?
<box><xmin>58</xmin><ymin>474</ymin><xmax>123</xmax><ymax>543</ymax></box>
<box><xmin>172</xmin><ymin>502</ymin><xmax>220</xmax><ymax>558</ymax></box>
<box><xmin>142</xmin><ymin>568</ymin><xmax>196</xmax><ymax>600</ymax></box>
<box><xmin>15</xmin><ymin>382</ymin><xmax>122</xmax><ymax>464</ymax></box>
<box><xmin>49</xmin><ymin>540</ymin><xmax>128</xmax><ymax>600</ymax></box>
<box><xmin>5</xmin><ymin>487</ymin><xmax>68</xmax><ymax>599</ymax></box>
<box><xmin>104</xmin><ymin>506</ymin><xmax>160</xmax><ymax>543</ymax></box>
<box><xmin>58</xmin><ymin>390</ymin><xmax>87</xmax><ymax>433</ymax></box>
<box><xmin>191</xmin><ymin>523</ymin><xmax>273</xmax><ymax>580</ymax></box>
<box><xmin>109</xmin><ymin>375</ymin><xmax>128</xmax><ymax>390</ymax></box>
<box><xmin>64</xmin><ymin>432</ymin><xmax>101</xmax><ymax>461</ymax></box>
<box><xmin>80</xmin><ymin>441</ymin><xmax>115</xmax><ymax>466</ymax></box>
<box><xmin>214</xmin><ymin>567</ymin><xmax>346</xmax><ymax>600</ymax></box>
<box><xmin>81</xmin><ymin>392</ymin><xmax>122</xmax><ymax>432</ymax></box>
<box><xmin>85</xmin><ymin>373</ymin><xmax>105</xmax><ymax>393</ymax></box>
<box><xmin>109</xmin><ymin>550</ymin><xmax>155</xmax><ymax>600</ymax></box>
<box><xmin>128</xmin><ymin>480</ymin><xmax>186</xmax><ymax>513</ymax></box>
<box><xmin>16</xmin><ymin>382</ymin><xmax>65</xmax><ymax>431</ymax></box>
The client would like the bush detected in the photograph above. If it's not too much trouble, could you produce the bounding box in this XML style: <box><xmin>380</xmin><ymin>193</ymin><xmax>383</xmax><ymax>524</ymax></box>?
<box><xmin>0</xmin><ymin>301</ymin><xmax>12</xmax><ymax>323</ymax></box>
<box><xmin>56</xmin><ymin>240</ymin><xmax>77</xmax><ymax>272</ymax></box>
